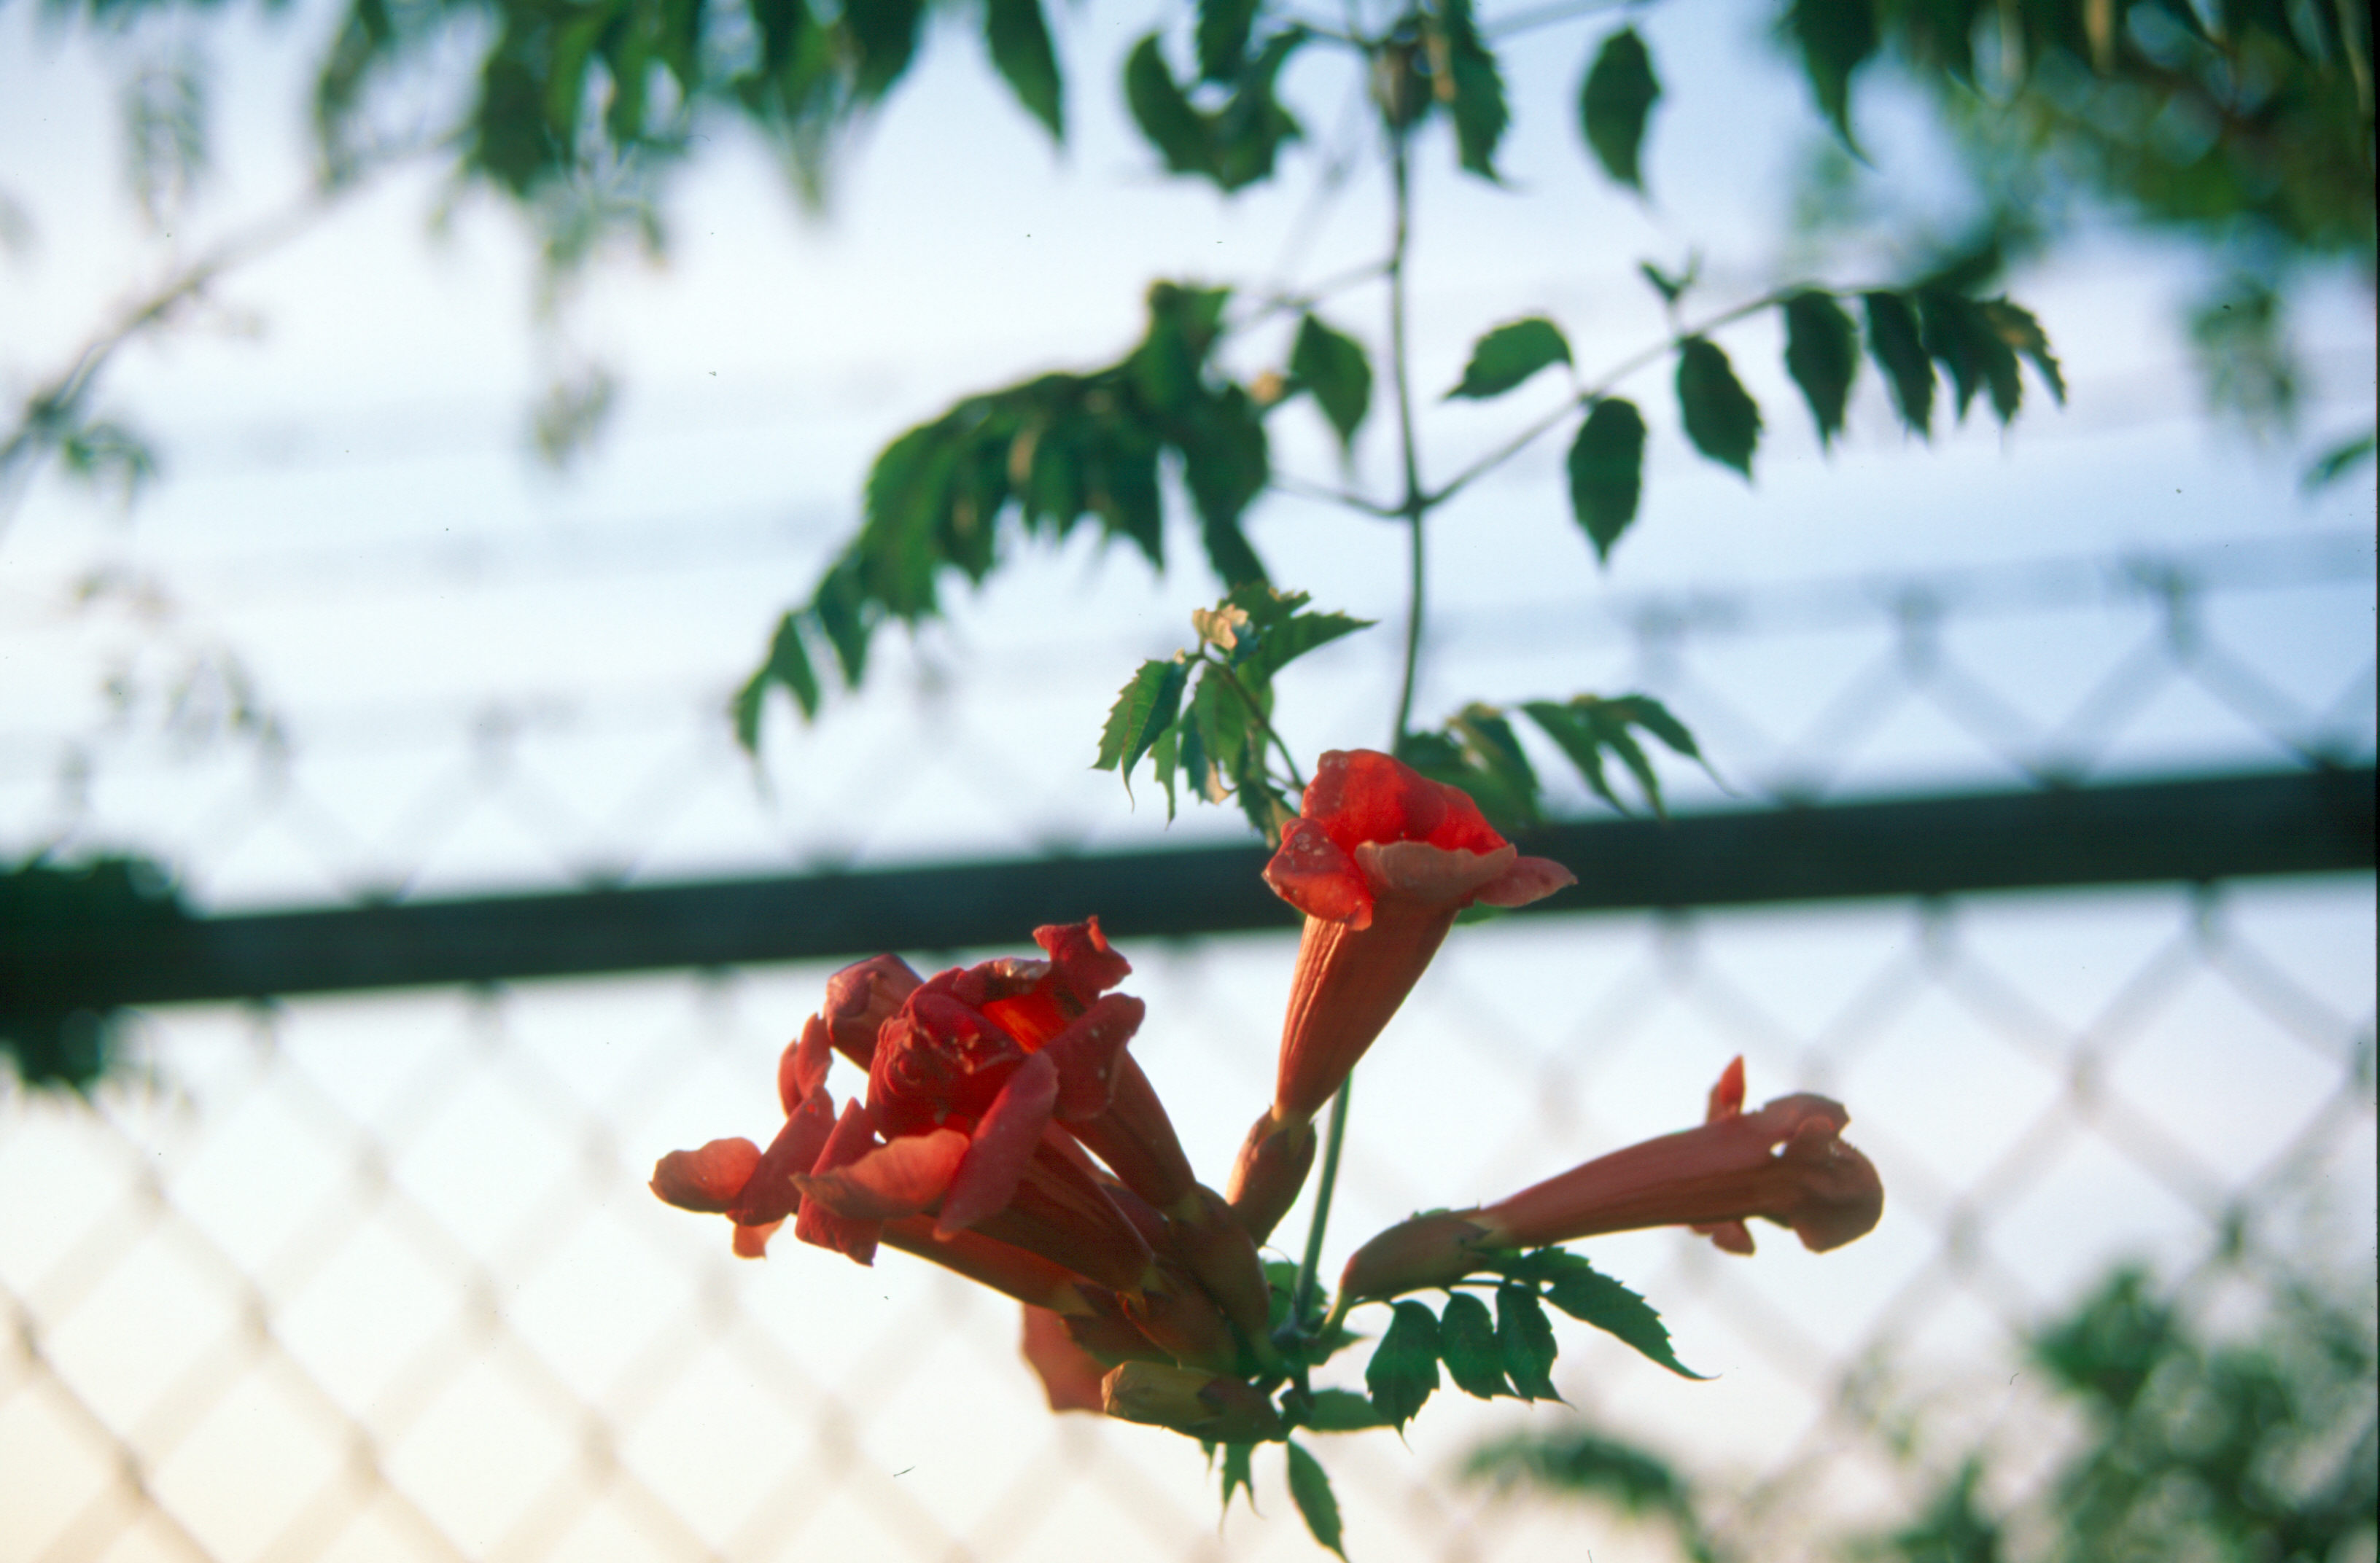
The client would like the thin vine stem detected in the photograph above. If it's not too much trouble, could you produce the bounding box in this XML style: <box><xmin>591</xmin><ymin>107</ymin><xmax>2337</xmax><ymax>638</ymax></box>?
<box><xmin>1202</xmin><ymin>654</ymin><xmax>1309</xmax><ymax>795</ymax></box>
<box><xmin>1423</xmin><ymin>287</ymin><xmax>1797</xmax><ymax>510</ymax></box>
<box><xmin>1290</xmin><ymin>1075</ymin><xmax>1354</xmax><ymax>1328</ymax></box>
<box><xmin>1386</xmin><ymin>125</ymin><xmax>1427</xmax><ymax>749</ymax></box>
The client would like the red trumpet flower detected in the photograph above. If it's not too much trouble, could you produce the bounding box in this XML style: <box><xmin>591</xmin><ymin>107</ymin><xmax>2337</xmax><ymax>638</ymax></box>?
<box><xmin>1228</xmin><ymin>749</ymin><xmax>1574</xmax><ymax>1239</ymax></box>
<box><xmin>1338</xmin><ymin>1057</ymin><xmax>1885</xmax><ymax>1302</ymax></box>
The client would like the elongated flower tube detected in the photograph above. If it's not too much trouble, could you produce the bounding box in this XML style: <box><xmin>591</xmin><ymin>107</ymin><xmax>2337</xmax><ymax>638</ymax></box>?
<box><xmin>1337</xmin><ymin>1059</ymin><xmax>1885</xmax><ymax>1303</ymax></box>
<box><xmin>1229</xmin><ymin>749</ymin><xmax>1574</xmax><ymax>1240</ymax></box>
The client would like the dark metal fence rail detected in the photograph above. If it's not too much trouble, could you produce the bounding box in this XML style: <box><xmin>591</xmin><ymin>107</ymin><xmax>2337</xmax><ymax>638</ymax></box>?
<box><xmin>15</xmin><ymin>768</ymin><xmax>2371</xmax><ymax>1011</ymax></box>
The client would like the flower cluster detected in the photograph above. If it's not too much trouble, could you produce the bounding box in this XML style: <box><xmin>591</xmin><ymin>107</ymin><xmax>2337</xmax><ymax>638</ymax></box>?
<box><xmin>654</xmin><ymin>748</ymin><xmax>1883</xmax><ymax>1462</ymax></box>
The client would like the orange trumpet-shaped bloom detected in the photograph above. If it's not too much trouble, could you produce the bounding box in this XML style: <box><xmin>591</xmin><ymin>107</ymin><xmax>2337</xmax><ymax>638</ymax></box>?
<box><xmin>1338</xmin><ymin>1058</ymin><xmax>1884</xmax><ymax>1302</ymax></box>
<box><xmin>1228</xmin><ymin>749</ymin><xmax>1574</xmax><ymax>1240</ymax></box>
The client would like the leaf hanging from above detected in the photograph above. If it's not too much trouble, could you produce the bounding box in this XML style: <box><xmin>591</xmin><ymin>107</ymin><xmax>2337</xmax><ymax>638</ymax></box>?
<box><xmin>1289</xmin><ymin>313</ymin><xmax>1373</xmax><ymax>453</ymax></box>
<box><xmin>1436</xmin><ymin>0</ymin><xmax>1509</xmax><ymax>180</ymax></box>
<box><xmin>1196</xmin><ymin>0</ymin><xmax>1261</xmax><ymax>82</ymax></box>
<box><xmin>1124</xmin><ymin>28</ymin><xmax>1307</xmax><ymax>193</ymax></box>
<box><xmin>1789</xmin><ymin>0</ymin><xmax>1878</xmax><ymax>152</ymax></box>
<box><xmin>1579</xmin><ymin>26</ymin><xmax>1660</xmax><ymax>191</ymax></box>
<box><xmin>983</xmin><ymin>0</ymin><xmax>1062</xmax><ymax>139</ymax></box>
<box><xmin>1675</xmin><ymin>336</ymin><xmax>1762</xmax><ymax>478</ymax></box>
<box><xmin>1781</xmin><ymin>289</ymin><xmax>1859</xmax><ymax>448</ymax></box>
<box><xmin>1449</xmin><ymin>317</ymin><xmax>1573</xmax><ymax>399</ymax></box>
<box><xmin>1566</xmin><ymin>397</ymin><xmax>1646</xmax><ymax>563</ymax></box>
<box><xmin>1094</xmin><ymin>656</ymin><xmax>1191</xmax><ymax>795</ymax></box>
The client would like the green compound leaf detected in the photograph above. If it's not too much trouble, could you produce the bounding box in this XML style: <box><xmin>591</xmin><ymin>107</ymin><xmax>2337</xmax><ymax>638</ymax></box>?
<box><xmin>1789</xmin><ymin>0</ymin><xmax>1878</xmax><ymax>151</ymax></box>
<box><xmin>1450</xmin><ymin>317</ymin><xmax>1573</xmax><ymax>400</ymax></box>
<box><xmin>1439</xmin><ymin>1293</ymin><xmax>1513</xmax><ymax>1399</ymax></box>
<box><xmin>1497</xmin><ymin>1283</ymin><xmax>1563</xmax><ymax>1401</ymax></box>
<box><xmin>1286</xmin><ymin>1441</ymin><xmax>1346</xmax><ymax>1558</ymax></box>
<box><xmin>732</xmin><ymin>609</ymin><xmax>822</xmax><ymax>752</ymax></box>
<box><xmin>1290</xmin><ymin>313</ymin><xmax>1373</xmax><ymax>453</ymax></box>
<box><xmin>1579</xmin><ymin>26</ymin><xmax>1660</xmax><ymax>190</ymax></box>
<box><xmin>1566</xmin><ymin>397</ymin><xmax>1646</xmax><ymax>564</ymax></box>
<box><xmin>1366</xmin><ymin>1298</ymin><xmax>1443</xmax><ymax>1426</ymax></box>
<box><xmin>1781</xmin><ymin>290</ymin><xmax>1859</xmax><ymax>449</ymax></box>
<box><xmin>1094</xmin><ymin>656</ymin><xmax>1189</xmax><ymax>795</ymax></box>
<box><xmin>1675</xmin><ymin>336</ymin><xmax>1762</xmax><ymax>478</ymax></box>
<box><xmin>1863</xmin><ymin>290</ymin><xmax>1934</xmax><ymax>437</ymax></box>
<box><xmin>983</xmin><ymin>0</ymin><xmax>1062</xmax><ymax>139</ymax></box>
<box><xmin>1544</xmin><ymin>1261</ymin><xmax>1708</xmax><ymax>1380</ymax></box>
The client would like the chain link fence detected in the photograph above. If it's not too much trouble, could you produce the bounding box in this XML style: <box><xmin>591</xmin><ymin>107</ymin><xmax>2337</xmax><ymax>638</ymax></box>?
<box><xmin>2</xmin><ymin>534</ymin><xmax>2373</xmax><ymax>1561</ymax></box>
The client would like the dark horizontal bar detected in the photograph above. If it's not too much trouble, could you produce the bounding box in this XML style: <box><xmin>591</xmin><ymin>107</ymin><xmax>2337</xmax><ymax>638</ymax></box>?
<box><xmin>9</xmin><ymin>768</ymin><xmax>2371</xmax><ymax>1010</ymax></box>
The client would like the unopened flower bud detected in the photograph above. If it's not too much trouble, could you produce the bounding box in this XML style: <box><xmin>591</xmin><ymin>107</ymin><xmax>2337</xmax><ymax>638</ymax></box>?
<box><xmin>1101</xmin><ymin>1363</ymin><xmax>1284</xmax><ymax>1443</ymax></box>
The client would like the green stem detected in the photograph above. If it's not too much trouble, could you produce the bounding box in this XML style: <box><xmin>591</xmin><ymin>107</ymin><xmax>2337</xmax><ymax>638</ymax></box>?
<box><xmin>1385</xmin><ymin>126</ymin><xmax>1426</xmax><ymax>749</ymax></box>
<box><xmin>1291</xmin><ymin>1075</ymin><xmax>1354</xmax><ymax>1329</ymax></box>
<box><xmin>1203</xmin><ymin>654</ymin><xmax>1308</xmax><ymax>795</ymax></box>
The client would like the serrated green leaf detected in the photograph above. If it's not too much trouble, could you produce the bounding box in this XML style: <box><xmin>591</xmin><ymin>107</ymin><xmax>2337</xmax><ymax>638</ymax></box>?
<box><xmin>1095</xmin><ymin>658</ymin><xmax>1190</xmax><ymax>796</ymax></box>
<box><xmin>1210</xmin><ymin>30</ymin><xmax>1307</xmax><ymax>191</ymax></box>
<box><xmin>1290</xmin><ymin>313</ymin><xmax>1372</xmax><ymax>453</ymax></box>
<box><xmin>1221</xmin><ymin>1440</ymin><xmax>1257</xmax><ymax>1513</ymax></box>
<box><xmin>1544</xmin><ymin>1262</ymin><xmax>1706</xmax><ymax>1379</ymax></box>
<box><xmin>1608</xmin><ymin>695</ymin><xmax>1706</xmax><ymax>764</ymax></box>
<box><xmin>730</xmin><ymin>669</ymin><xmax>770</xmax><ymax>756</ymax></box>
<box><xmin>810</xmin><ymin>554</ymin><xmax>874</xmax><ymax>686</ymax></box>
<box><xmin>1497</xmin><ymin>1284</ymin><xmax>1563</xmax><ymax>1400</ymax></box>
<box><xmin>1603</xmin><ymin>725</ymin><xmax>1662</xmax><ymax>814</ymax></box>
<box><xmin>1917</xmin><ymin>290</ymin><xmax>1999</xmax><ymax>421</ymax></box>
<box><xmin>1302</xmin><ymin>1389</ymin><xmax>1388</xmax><ymax>1431</ymax></box>
<box><xmin>1253</xmin><ymin>609</ymin><xmax>1372</xmax><ymax>677</ymax></box>
<box><xmin>1521</xmin><ymin>701</ymin><xmax>1615</xmax><ymax>813</ymax></box>
<box><xmin>1444</xmin><ymin>703</ymin><xmax>1542</xmax><ymax>829</ymax></box>
<box><xmin>1366</xmin><ymin>1299</ymin><xmax>1442</xmax><ymax>1425</ymax></box>
<box><xmin>1579</xmin><ymin>26</ymin><xmax>1660</xmax><ymax>190</ymax></box>
<box><xmin>1439</xmin><ymin>0</ymin><xmax>1507</xmax><ymax>179</ymax></box>
<box><xmin>1639</xmin><ymin>260</ymin><xmax>1692</xmax><ymax>305</ymax></box>
<box><xmin>1149</xmin><ymin>722</ymin><xmax>1181</xmax><ymax>822</ymax></box>
<box><xmin>1285</xmin><ymin>1441</ymin><xmax>1345</xmax><ymax>1558</ymax></box>
<box><xmin>984</xmin><ymin>0</ymin><xmax>1062</xmax><ymax>139</ymax></box>
<box><xmin>735</xmin><ymin>609</ymin><xmax>821</xmax><ymax>753</ymax></box>
<box><xmin>1980</xmin><ymin>298</ymin><xmax>2064</xmax><ymax>405</ymax></box>
<box><xmin>1781</xmin><ymin>291</ymin><xmax>1858</xmax><ymax>448</ymax></box>
<box><xmin>1789</xmin><ymin>0</ymin><xmax>1878</xmax><ymax>149</ymax></box>
<box><xmin>1566</xmin><ymin>397</ymin><xmax>1646</xmax><ymax>563</ymax></box>
<box><xmin>844</xmin><ymin>0</ymin><xmax>925</xmax><ymax>100</ymax></box>
<box><xmin>1450</xmin><ymin>317</ymin><xmax>1573</xmax><ymax>400</ymax></box>
<box><xmin>1181</xmin><ymin>384</ymin><xmax>1271</xmax><ymax>582</ymax></box>
<box><xmin>1676</xmin><ymin>337</ymin><xmax>1762</xmax><ymax>478</ymax></box>
<box><xmin>1862</xmin><ymin>291</ymin><xmax>1934</xmax><ymax>437</ymax></box>
<box><xmin>1196</xmin><ymin>0</ymin><xmax>1259</xmax><ymax>81</ymax></box>
<box><xmin>1439</xmin><ymin>1293</ymin><xmax>1512</xmax><ymax>1399</ymax></box>
<box><xmin>1125</xmin><ymin>34</ymin><xmax>1213</xmax><ymax>178</ymax></box>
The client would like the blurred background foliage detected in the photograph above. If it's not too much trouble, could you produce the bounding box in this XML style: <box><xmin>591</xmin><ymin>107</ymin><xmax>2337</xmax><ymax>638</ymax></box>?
<box><xmin>1461</xmin><ymin>1245</ymin><xmax>2378</xmax><ymax>1563</ymax></box>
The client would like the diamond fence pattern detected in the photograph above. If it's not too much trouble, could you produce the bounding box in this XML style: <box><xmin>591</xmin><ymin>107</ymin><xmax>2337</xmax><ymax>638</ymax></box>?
<box><xmin>4</xmin><ymin>531</ymin><xmax>2370</xmax><ymax>908</ymax></box>
<box><xmin>2</xmin><ymin>534</ymin><xmax>2374</xmax><ymax>1562</ymax></box>
<box><xmin>2</xmin><ymin>879</ymin><xmax>2371</xmax><ymax>1562</ymax></box>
